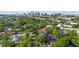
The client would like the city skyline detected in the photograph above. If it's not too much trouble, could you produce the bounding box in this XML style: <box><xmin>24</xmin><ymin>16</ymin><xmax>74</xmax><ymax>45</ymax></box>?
<box><xmin>1</xmin><ymin>11</ymin><xmax>79</xmax><ymax>15</ymax></box>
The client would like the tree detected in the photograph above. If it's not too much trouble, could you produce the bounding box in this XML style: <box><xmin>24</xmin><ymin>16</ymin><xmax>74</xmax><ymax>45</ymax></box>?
<box><xmin>72</xmin><ymin>36</ymin><xmax>79</xmax><ymax>47</ymax></box>
<box><xmin>2</xmin><ymin>33</ymin><xmax>9</xmax><ymax>47</ymax></box>
<box><xmin>17</xmin><ymin>32</ymin><xmax>29</xmax><ymax>47</ymax></box>
<box><xmin>16</xmin><ymin>40</ymin><xmax>28</xmax><ymax>47</ymax></box>
<box><xmin>22</xmin><ymin>32</ymin><xmax>29</xmax><ymax>40</ymax></box>
<box><xmin>52</xmin><ymin>37</ymin><xmax>68</xmax><ymax>47</ymax></box>
<box><xmin>35</xmin><ymin>33</ymin><xmax>47</xmax><ymax>47</ymax></box>
<box><xmin>28</xmin><ymin>40</ymin><xmax>32</xmax><ymax>47</ymax></box>
<box><xmin>0</xmin><ymin>23</ymin><xmax>4</xmax><ymax>32</ymax></box>
<box><xmin>8</xmin><ymin>41</ymin><xmax>15</xmax><ymax>47</ymax></box>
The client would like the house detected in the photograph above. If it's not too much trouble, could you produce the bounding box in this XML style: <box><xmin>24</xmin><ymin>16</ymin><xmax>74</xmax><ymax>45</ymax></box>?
<box><xmin>12</xmin><ymin>35</ymin><xmax>20</xmax><ymax>43</ymax></box>
<box><xmin>57</xmin><ymin>23</ymin><xmax>63</xmax><ymax>27</ymax></box>
<box><xmin>63</xmin><ymin>25</ymin><xmax>72</xmax><ymax>28</ymax></box>
<box><xmin>77</xmin><ymin>30</ymin><xmax>79</xmax><ymax>35</ymax></box>
<box><xmin>57</xmin><ymin>23</ymin><xmax>64</xmax><ymax>29</ymax></box>
<box><xmin>57</xmin><ymin>23</ymin><xmax>72</xmax><ymax>29</ymax></box>
<box><xmin>4</xmin><ymin>27</ymin><xmax>12</xmax><ymax>34</ymax></box>
<box><xmin>62</xmin><ymin>17</ymin><xmax>71</xmax><ymax>21</ymax></box>
<box><xmin>70</xmin><ymin>22</ymin><xmax>79</xmax><ymax>25</ymax></box>
<box><xmin>57</xmin><ymin>20</ymin><xmax>60</xmax><ymax>22</ymax></box>
<box><xmin>0</xmin><ymin>32</ymin><xmax>5</xmax><ymax>35</ymax></box>
<box><xmin>37</xmin><ymin>28</ymin><xmax>48</xmax><ymax>33</ymax></box>
<box><xmin>47</xmin><ymin>25</ymin><xmax>52</xmax><ymax>28</ymax></box>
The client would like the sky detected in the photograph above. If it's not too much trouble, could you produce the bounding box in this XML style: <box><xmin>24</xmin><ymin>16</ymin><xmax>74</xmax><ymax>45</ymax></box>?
<box><xmin>0</xmin><ymin>0</ymin><xmax>79</xmax><ymax>11</ymax></box>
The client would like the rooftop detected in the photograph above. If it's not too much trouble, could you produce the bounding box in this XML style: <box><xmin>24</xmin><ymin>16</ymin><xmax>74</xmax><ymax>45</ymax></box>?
<box><xmin>38</xmin><ymin>28</ymin><xmax>48</xmax><ymax>33</ymax></box>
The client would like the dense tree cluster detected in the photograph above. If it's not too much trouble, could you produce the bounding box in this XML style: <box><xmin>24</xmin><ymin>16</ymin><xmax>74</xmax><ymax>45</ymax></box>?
<box><xmin>0</xmin><ymin>16</ymin><xmax>79</xmax><ymax>47</ymax></box>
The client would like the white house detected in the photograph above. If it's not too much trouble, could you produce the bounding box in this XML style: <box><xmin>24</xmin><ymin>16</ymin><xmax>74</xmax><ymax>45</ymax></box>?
<box><xmin>70</xmin><ymin>22</ymin><xmax>79</xmax><ymax>25</ymax></box>
<box><xmin>57</xmin><ymin>23</ymin><xmax>72</xmax><ymax>29</ymax></box>
<box><xmin>57</xmin><ymin>23</ymin><xmax>64</xmax><ymax>29</ymax></box>
<box><xmin>47</xmin><ymin>25</ymin><xmax>52</xmax><ymax>28</ymax></box>
<box><xmin>63</xmin><ymin>25</ymin><xmax>72</xmax><ymax>28</ymax></box>
<box><xmin>62</xmin><ymin>17</ymin><xmax>71</xmax><ymax>21</ymax></box>
<box><xmin>77</xmin><ymin>30</ymin><xmax>79</xmax><ymax>35</ymax></box>
<box><xmin>12</xmin><ymin>35</ymin><xmax>20</xmax><ymax>43</ymax></box>
<box><xmin>57</xmin><ymin>20</ymin><xmax>60</xmax><ymax>22</ymax></box>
